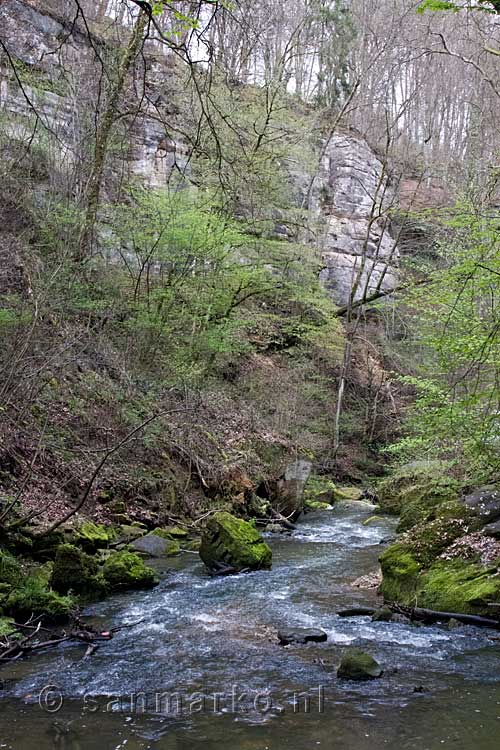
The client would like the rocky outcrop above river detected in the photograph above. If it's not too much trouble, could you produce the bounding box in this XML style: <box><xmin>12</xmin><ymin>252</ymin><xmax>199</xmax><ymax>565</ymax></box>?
<box><xmin>313</xmin><ymin>133</ymin><xmax>399</xmax><ymax>306</ymax></box>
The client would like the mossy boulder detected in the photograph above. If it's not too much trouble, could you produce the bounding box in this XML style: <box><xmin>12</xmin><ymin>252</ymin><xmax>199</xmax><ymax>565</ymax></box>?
<box><xmin>72</xmin><ymin>521</ymin><xmax>115</xmax><ymax>551</ymax></box>
<box><xmin>6</xmin><ymin>576</ymin><xmax>75</xmax><ymax>622</ymax></box>
<box><xmin>417</xmin><ymin>560</ymin><xmax>500</xmax><ymax>616</ymax></box>
<box><xmin>337</xmin><ymin>649</ymin><xmax>382</xmax><ymax>680</ymax></box>
<box><xmin>377</xmin><ymin>461</ymin><xmax>460</xmax><ymax>530</ymax></box>
<box><xmin>199</xmin><ymin>512</ymin><xmax>272</xmax><ymax>573</ymax></box>
<box><xmin>102</xmin><ymin>551</ymin><xmax>158</xmax><ymax>590</ymax></box>
<box><xmin>152</xmin><ymin>526</ymin><xmax>188</xmax><ymax>540</ymax></box>
<box><xmin>51</xmin><ymin>544</ymin><xmax>105</xmax><ymax>596</ymax></box>
<box><xmin>333</xmin><ymin>486</ymin><xmax>364</xmax><ymax>502</ymax></box>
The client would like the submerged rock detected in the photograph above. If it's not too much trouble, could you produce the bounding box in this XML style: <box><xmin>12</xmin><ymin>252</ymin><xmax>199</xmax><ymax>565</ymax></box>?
<box><xmin>199</xmin><ymin>512</ymin><xmax>272</xmax><ymax>573</ymax></box>
<box><xmin>278</xmin><ymin>627</ymin><xmax>327</xmax><ymax>645</ymax></box>
<box><xmin>102</xmin><ymin>551</ymin><xmax>158</xmax><ymax>590</ymax></box>
<box><xmin>337</xmin><ymin>649</ymin><xmax>382</xmax><ymax>680</ymax></box>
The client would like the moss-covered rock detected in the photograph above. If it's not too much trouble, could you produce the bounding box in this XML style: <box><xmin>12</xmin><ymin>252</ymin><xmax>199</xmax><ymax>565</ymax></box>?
<box><xmin>379</xmin><ymin>543</ymin><xmax>422</xmax><ymax>602</ymax></box>
<box><xmin>152</xmin><ymin>526</ymin><xmax>188</xmax><ymax>540</ymax></box>
<box><xmin>377</xmin><ymin>461</ymin><xmax>459</xmax><ymax>522</ymax></box>
<box><xmin>303</xmin><ymin>475</ymin><xmax>337</xmax><ymax>506</ymax></box>
<box><xmin>337</xmin><ymin>649</ymin><xmax>382</xmax><ymax>680</ymax></box>
<box><xmin>417</xmin><ymin>560</ymin><xmax>500</xmax><ymax>616</ymax></box>
<box><xmin>72</xmin><ymin>521</ymin><xmax>115</xmax><ymax>551</ymax></box>
<box><xmin>51</xmin><ymin>544</ymin><xmax>105</xmax><ymax>596</ymax></box>
<box><xmin>199</xmin><ymin>512</ymin><xmax>272</xmax><ymax>572</ymax></box>
<box><xmin>333</xmin><ymin>486</ymin><xmax>364</xmax><ymax>502</ymax></box>
<box><xmin>305</xmin><ymin>500</ymin><xmax>331</xmax><ymax>511</ymax></box>
<box><xmin>102</xmin><ymin>551</ymin><xmax>158</xmax><ymax>590</ymax></box>
<box><xmin>6</xmin><ymin>576</ymin><xmax>75</xmax><ymax>622</ymax></box>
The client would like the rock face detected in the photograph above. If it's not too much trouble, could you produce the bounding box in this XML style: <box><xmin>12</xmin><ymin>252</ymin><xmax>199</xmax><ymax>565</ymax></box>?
<box><xmin>273</xmin><ymin>459</ymin><xmax>312</xmax><ymax>520</ymax></box>
<box><xmin>337</xmin><ymin>649</ymin><xmax>382</xmax><ymax>680</ymax></box>
<box><xmin>312</xmin><ymin>133</ymin><xmax>399</xmax><ymax>307</ymax></box>
<box><xmin>463</xmin><ymin>486</ymin><xmax>500</xmax><ymax>524</ymax></box>
<box><xmin>199</xmin><ymin>512</ymin><xmax>272</xmax><ymax>573</ymax></box>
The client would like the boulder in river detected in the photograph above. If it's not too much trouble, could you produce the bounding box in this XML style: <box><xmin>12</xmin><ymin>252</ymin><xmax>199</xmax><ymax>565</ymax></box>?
<box><xmin>131</xmin><ymin>533</ymin><xmax>180</xmax><ymax>558</ymax></box>
<box><xmin>102</xmin><ymin>551</ymin><xmax>158</xmax><ymax>589</ymax></box>
<box><xmin>199</xmin><ymin>512</ymin><xmax>272</xmax><ymax>573</ymax></box>
<box><xmin>278</xmin><ymin>627</ymin><xmax>327</xmax><ymax>645</ymax></box>
<box><xmin>337</xmin><ymin>649</ymin><xmax>382</xmax><ymax>680</ymax></box>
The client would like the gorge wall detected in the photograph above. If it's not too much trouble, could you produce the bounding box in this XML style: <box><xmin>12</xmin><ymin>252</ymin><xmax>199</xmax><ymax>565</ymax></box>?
<box><xmin>0</xmin><ymin>0</ymin><xmax>399</xmax><ymax>308</ymax></box>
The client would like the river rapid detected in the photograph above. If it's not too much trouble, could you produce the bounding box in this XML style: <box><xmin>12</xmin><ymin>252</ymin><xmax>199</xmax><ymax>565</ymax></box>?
<box><xmin>1</xmin><ymin>501</ymin><xmax>500</xmax><ymax>749</ymax></box>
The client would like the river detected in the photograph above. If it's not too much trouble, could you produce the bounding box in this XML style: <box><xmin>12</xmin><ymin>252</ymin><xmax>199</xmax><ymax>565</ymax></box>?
<box><xmin>1</xmin><ymin>501</ymin><xmax>500</xmax><ymax>749</ymax></box>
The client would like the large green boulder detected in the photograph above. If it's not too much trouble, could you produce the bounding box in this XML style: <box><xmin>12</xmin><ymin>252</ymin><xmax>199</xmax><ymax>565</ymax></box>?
<box><xmin>72</xmin><ymin>521</ymin><xmax>115</xmax><ymax>551</ymax></box>
<box><xmin>51</xmin><ymin>544</ymin><xmax>104</xmax><ymax>595</ymax></box>
<box><xmin>199</xmin><ymin>512</ymin><xmax>272</xmax><ymax>573</ymax></box>
<box><xmin>102</xmin><ymin>551</ymin><xmax>158</xmax><ymax>590</ymax></box>
<box><xmin>337</xmin><ymin>649</ymin><xmax>382</xmax><ymax>680</ymax></box>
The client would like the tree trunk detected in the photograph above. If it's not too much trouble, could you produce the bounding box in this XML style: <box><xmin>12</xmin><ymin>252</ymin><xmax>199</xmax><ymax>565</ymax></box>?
<box><xmin>77</xmin><ymin>9</ymin><xmax>148</xmax><ymax>261</ymax></box>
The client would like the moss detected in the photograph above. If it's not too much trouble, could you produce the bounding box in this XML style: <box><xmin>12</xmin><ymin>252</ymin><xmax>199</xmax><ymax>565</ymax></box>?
<box><xmin>305</xmin><ymin>500</ymin><xmax>331</xmax><ymax>511</ymax></box>
<box><xmin>0</xmin><ymin>616</ymin><xmax>18</xmax><ymax>638</ymax></box>
<box><xmin>73</xmin><ymin>521</ymin><xmax>116</xmax><ymax>551</ymax></box>
<box><xmin>337</xmin><ymin>649</ymin><xmax>382</xmax><ymax>680</ymax></box>
<box><xmin>200</xmin><ymin>512</ymin><xmax>272</xmax><ymax>572</ymax></box>
<box><xmin>402</xmin><ymin>515</ymin><xmax>468</xmax><ymax>567</ymax></box>
<box><xmin>152</xmin><ymin>526</ymin><xmax>188</xmax><ymax>540</ymax></box>
<box><xmin>6</xmin><ymin>576</ymin><xmax>75</xmax><ymax>622</ymax></box>
<box><xmin>102</xmin><ymin>551</ymin><xmax>158</xmax><ymax>590</ymax></box>
<box><xmin>379</xmin><ymin>543</ymin><xmax>421</xmax><ymax>602</ymax></box>
<box><xmin>417</xmin><ymin>560</ymin><xmax>500</xmax><ymax>616</ymax></box>
<box><xmin>51</xmin><ymin>544</ymin><xmax>105</xmax><ymax>596</ymax></box>
<box><xmin>182</xmin><ymin>539</ymin><xmax>201</xmax><ymax>551</ymax></box>
<box><xmin>0</xmin><ymin>549</ymin><xmax>21</xmax><ymax>586</ymax></box>
<box><xmin>378</xmin><ymin>461</ymin><xmax>459</xmax><ymax>518</ymax></box>
<box><xmin>303</xmin><ymin>475</ymin><xmax>337</xmax><ymax>506</ymax></box>
<box><xmin>333</xmin><ymin>486</ymin><xmax>364</xmax><ymax>501</ymax></box>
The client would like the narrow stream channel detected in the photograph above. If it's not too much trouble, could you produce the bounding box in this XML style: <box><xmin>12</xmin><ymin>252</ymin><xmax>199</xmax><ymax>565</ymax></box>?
<box><xmin>1</xmin><ymin>502</ymin><xmax>500</xmax><ymax>749</ymax></box>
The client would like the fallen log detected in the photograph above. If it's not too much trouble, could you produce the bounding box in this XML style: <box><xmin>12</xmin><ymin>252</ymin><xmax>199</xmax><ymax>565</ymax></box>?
<box><xmin>391</xmin><ymin>603</ymin><xmax>500</xmax><ymax>630</ymax></box>
<box><xmin>337</xmin><ymin>603</ymin><xmax>500</xmax><ymax>630</ymax></box>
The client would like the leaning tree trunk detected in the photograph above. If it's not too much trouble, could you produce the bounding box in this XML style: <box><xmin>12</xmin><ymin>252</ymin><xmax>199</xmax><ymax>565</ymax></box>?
<box><xmin>77</xmin><ymin>10</ymin><xmax>148</xmax><ymax>261</ymax></box>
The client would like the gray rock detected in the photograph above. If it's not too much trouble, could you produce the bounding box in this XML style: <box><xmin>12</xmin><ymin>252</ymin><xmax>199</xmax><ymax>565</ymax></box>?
<box><xmin>278</xmin><ymin>627</ymin><xmax>328</xmax><ymax>645</ymax></box>
<box><xmin>464</xmin><ymin>486</ymin><xmax>500</xmax><ymax>523</ymax></box>
<box><xmin>131</xmin><ymin>533</ymin><xmax>180</xmax><ymax>558</ymax></box>
<box><xmin>337</xmin><ymin>649</ymin><xmax>382</xmax><ymax>680</ymax></box>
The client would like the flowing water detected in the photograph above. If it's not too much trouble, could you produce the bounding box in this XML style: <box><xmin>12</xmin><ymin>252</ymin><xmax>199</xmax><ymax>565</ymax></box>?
<box><xmin>1</xmin><ymin>502</ymin><xmax>500</xmax><ymax>749</ymax></box>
